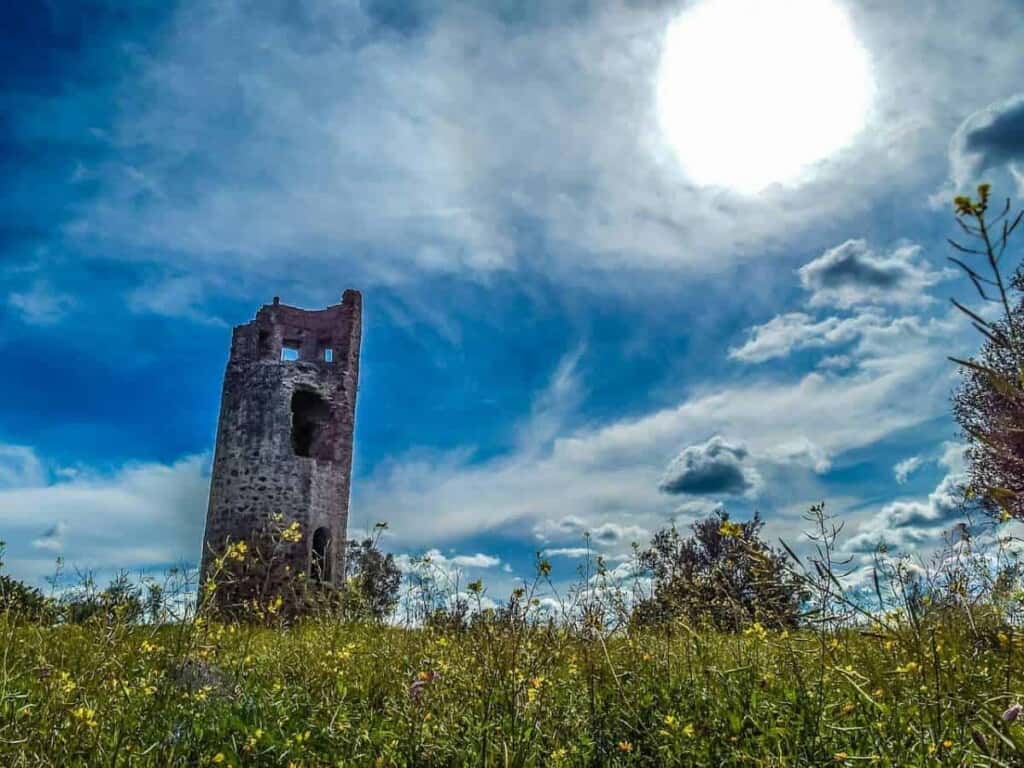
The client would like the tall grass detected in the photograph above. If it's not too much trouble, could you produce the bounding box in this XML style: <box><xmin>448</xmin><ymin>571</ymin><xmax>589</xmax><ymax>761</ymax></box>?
<box><xmin>2</xmin><ymin>518</ymin><xmax>1024</xmax><ymax>767</ymax></box>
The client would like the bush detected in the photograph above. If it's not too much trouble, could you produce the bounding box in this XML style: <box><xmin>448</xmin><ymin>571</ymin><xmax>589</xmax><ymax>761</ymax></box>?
<box><xmin>0</xmin><ymin>540</ymin><xmax>53</xmax><ymax>621</ymax></box>
<box><xmin>634</xmin><ymin>511</ymin><xmax>806</xmax><ymax>630</ymax></box>
<box><xmin>60</xmin><ymin>572</ymin><xmax>144</xmax><ymax>625</ymax></box>
<box><xmin>342</xmin><ymin>533</ymin><xmax>401</xmax><ymax>621</ymax></box>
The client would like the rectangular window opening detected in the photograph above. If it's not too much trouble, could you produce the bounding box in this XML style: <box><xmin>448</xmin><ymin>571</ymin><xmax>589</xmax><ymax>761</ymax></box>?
<box><xmin>323</xmin><ymin>347</ymin><xmax>334</xmax><ymax>363</ymax></box>
<box><xmin>281</xmin><ymin>341</ymin><xmax>300</xmax><ymax>362</ymax></box>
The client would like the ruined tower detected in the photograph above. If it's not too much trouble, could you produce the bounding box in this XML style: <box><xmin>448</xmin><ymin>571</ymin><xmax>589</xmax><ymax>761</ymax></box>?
<box><xmin>201</xmin><ymin>291</ymin><xmax>361</xmax><ymax>609</ymax></box>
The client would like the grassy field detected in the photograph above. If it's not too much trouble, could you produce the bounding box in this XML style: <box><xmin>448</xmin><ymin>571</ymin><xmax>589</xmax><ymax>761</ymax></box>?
<box><xmin>2</xmin><ymin>607</ymin><xmax>1023</xmax><ymax>767</ymax></box>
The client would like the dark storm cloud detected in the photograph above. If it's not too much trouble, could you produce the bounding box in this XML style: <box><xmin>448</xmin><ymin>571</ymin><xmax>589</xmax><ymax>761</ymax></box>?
<box><xmin>659</xmin><ymin>436</ymin><xmax>759</xmax><ymax>496</ymax></box>
<box><xmin>801</xmin><ymin>240</ymin><xmax>904</xmax><ymax>290</ymax></box>
<box><xmin>954</xmin><ymin>96</ymin><xmax>1019</xmax><ymax>176</ymax></box>
<box><xmin>797</xmin><ymin>240</ymin><xmax>945</xmax><ymax>308</ymax></box>
<box><xmin>951</xmin><ymin>94</ymin><xmax>1024</xmax><ymax>185</ymax></box>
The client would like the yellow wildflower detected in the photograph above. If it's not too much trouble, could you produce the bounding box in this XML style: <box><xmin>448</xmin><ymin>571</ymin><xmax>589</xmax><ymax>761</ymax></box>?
<box><xmin>71</xmin><ymin>706</ymin><xmax>98</xmax><ymax>728</ymax></box>
<box><xmin>59</xmin><ymin>671</ymin><xmax>77</xmax><ymax>695</ymax></box>
<box><xmin>719</xmin><ymin>521</ymin><xmax>743</xmax><ymax>538</ymax></box>
<box><xmin>744</xmin><ymin>622</ymin><xmax>768</xmax><ymax>642</ymax></box>
<box><xmin>617</xmin><ymin>741</ymin><xmax>633</xmax><ymax>753</ymax></box>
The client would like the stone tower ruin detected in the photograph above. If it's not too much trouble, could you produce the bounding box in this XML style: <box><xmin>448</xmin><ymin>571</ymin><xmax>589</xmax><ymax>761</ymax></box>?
<box><xmin>200</xmin><ymin>291</ymin><xmax>361</xmax><ymax>610</ymax></box>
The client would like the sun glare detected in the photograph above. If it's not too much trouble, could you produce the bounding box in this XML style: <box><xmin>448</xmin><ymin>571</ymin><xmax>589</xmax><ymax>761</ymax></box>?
<box><xmin>656</xmin><ymin>0</ymin><xmax>873</xmax><ymax>194</ymax></box>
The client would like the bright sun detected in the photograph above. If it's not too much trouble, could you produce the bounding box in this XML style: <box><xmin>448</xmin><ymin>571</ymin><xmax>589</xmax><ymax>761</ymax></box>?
<box><xmin>656</xmin><ymin>0</ymin><xmax>873</xmax><ymax>194</ymax></box>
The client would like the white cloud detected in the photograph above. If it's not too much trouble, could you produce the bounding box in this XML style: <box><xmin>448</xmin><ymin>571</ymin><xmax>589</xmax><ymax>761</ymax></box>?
<box><xmin>127</xmin><ymin>274</ymin><xmax>227</xmax><ymax>326</ymax></box>
<box><xmin>818</xmin><ymin>354</ymin><xmax>854</xmax><ymax>371</ymax></box>
<box><xmin>938</xmin><ymin>441</ymin><xmax>966</xmax><ymax>474</ymax></box>
<box><xmin>798</xmin><ymin>240</ymin><xmax>949</xmax><ymax>309</ymax></box>
<box><xmin>729</xmin><ymin>311</ymin><xmax>881</xmax><ymax>363</ymax></box>
<box><xmin>894</xmin><ymin>455</ymin><xmax>923</xmax><ymax>484</ymax></box>
<box><xmin>346</xmin><ymin>196</ymin><xmax>979</xmax><ymax>562</ymax></box>
<box><xmin>845</xmin><ymin>465</ymin><xmax>968</xmax><ymax>555</ymax></box>
<box><xmin>392</xmin><ymin>548</ymin><xmax>505</xmax><ymax>603</ymax></box>
<box><xmin>450</xmin><ymin>553</ymin><xmax>502</xmax><ymax>568</ymax></box>
<box><xmin>543</xmin><ymin>547</ymin><xmax>592</xmax><ymax>559</ymax></box>
<box><xmin>670</xmin><ymin>499</ymin><xmax>726</xmax><ymax>520</ymax></box>
<box><xmin>354</xmin><ymin>311</ymin><xmax>959</xmax><ymax>553</ymax></box>
<box><xmin>1</xmin><ymin>454</ymin><xmax>209</xmax><ymax>586</ymax></box>
<box><xmin>31</xmin><ymin>521</ymin><xmax>67</xmax><ymax>553</ymax></box>
<box><xmin>763</xmin><ymin>437</ymin><xmax>832</xmax><ymax>474</ymax></box>
<box><xmin>730</xmin><ymin>313</ymin><xmax>829</xmax><ymax>364</ymax></box>
<box><xmin>533</xmin><ymin>515</ymin><xmax>648</xmax><ymax>549</ymax></box>
<box><xmin>0</xmin><ymin>445</ymin><xmax>47</xmax><ymax>488</ymax></box>
<box><xmin>394</xmin><ymin>548</ymin><xmax>502</xmax><ymax>572</ymax></box>
<box><xmin>63</xmin><ymin>0</ymin><xmax>1024</xmax><ymax>296</ymax></box>
<box><xmin>513</xmin><ymin>345</ymin><xmax>585</xmax><ymax>454</ymax></box>
<box><xmin>7</xmin><ymin>281</ymin><xmax>75</xmax><ymax>326</ymax></box>
<box><xmin>732</xmin><ymin>287</ymin><xmax>963</xmax><ymax>369</ymax></box>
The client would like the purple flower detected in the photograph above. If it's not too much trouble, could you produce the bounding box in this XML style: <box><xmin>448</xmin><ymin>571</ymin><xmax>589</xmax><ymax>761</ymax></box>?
<box><xmin>1003</xmin><ymin>703</ymin><xmax>1022</xmax><ymax>722</ymax></box>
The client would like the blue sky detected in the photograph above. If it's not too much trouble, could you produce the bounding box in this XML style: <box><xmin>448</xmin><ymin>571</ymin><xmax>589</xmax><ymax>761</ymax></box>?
<box><xmin>3</xmin><ymin>0</ymin><xmax>1024</xmax><ymax>600</ymax></box>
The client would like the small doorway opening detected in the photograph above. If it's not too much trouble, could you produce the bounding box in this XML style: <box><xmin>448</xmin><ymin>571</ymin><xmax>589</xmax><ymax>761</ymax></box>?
<box><xmin>311</xmin><ymin>527</ymin><xmax>332</xmax><ymax>582</ymax></box>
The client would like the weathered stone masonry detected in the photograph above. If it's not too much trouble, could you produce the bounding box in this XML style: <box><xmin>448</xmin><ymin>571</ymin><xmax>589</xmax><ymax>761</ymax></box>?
<box><xmin>200</xmin><ymin>291</ymin><xmax>361</xmax><ymax>605</ymax></box>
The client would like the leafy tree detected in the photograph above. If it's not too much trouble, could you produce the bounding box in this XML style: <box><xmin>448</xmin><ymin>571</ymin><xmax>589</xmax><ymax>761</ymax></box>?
<box><xmin>0</xmin><ymin>541</ymin><xmax>53</xmax><ymax>621</ymax></box>
<box><xmin>948</xmin><ymin>185</ymin><xmax>1024</xmax><ymax>520</ymax></box>
<box><xmin>634</xmin><ymin>511</ymin><xmax>806</xmax><ymax>631</ymax></box>
<box><xmin>343</xmin><ymin>530</ymin><xmax>401</xmax><ymax>621</ymax></box>
<box><xmin>61</xmin><ymin>572</ymin><xmax>144</xmax><ymax>624</ymax></box>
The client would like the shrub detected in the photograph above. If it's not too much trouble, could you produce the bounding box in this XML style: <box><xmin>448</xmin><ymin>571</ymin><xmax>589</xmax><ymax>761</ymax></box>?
<box><xmin>342</xmin><ymin>533</ymin><xmax>401</xmax><ymax>621</ymax></box>
<box><xmin>634</xmin><ymin>511</ymin><xmax>806</xmax><ymax>630</ymax></box>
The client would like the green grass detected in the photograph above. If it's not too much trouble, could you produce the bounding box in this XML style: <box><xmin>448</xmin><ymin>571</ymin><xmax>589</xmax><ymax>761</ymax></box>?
<box><xmin>2</xmin><ymin>610</ymin><xmax>1023</xmax><ymax>767</ymax></box>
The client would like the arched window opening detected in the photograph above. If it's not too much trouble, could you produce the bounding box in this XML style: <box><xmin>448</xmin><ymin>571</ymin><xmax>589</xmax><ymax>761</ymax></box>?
<box><xmin>291</xmin><ymin>390</ymin><xmax>332</xmax><ymax>460</ymax></box>
<box><xmin>311</xmin><ymin>527</ymin><xmax>332</xmax><ymax>582</ymax></box>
